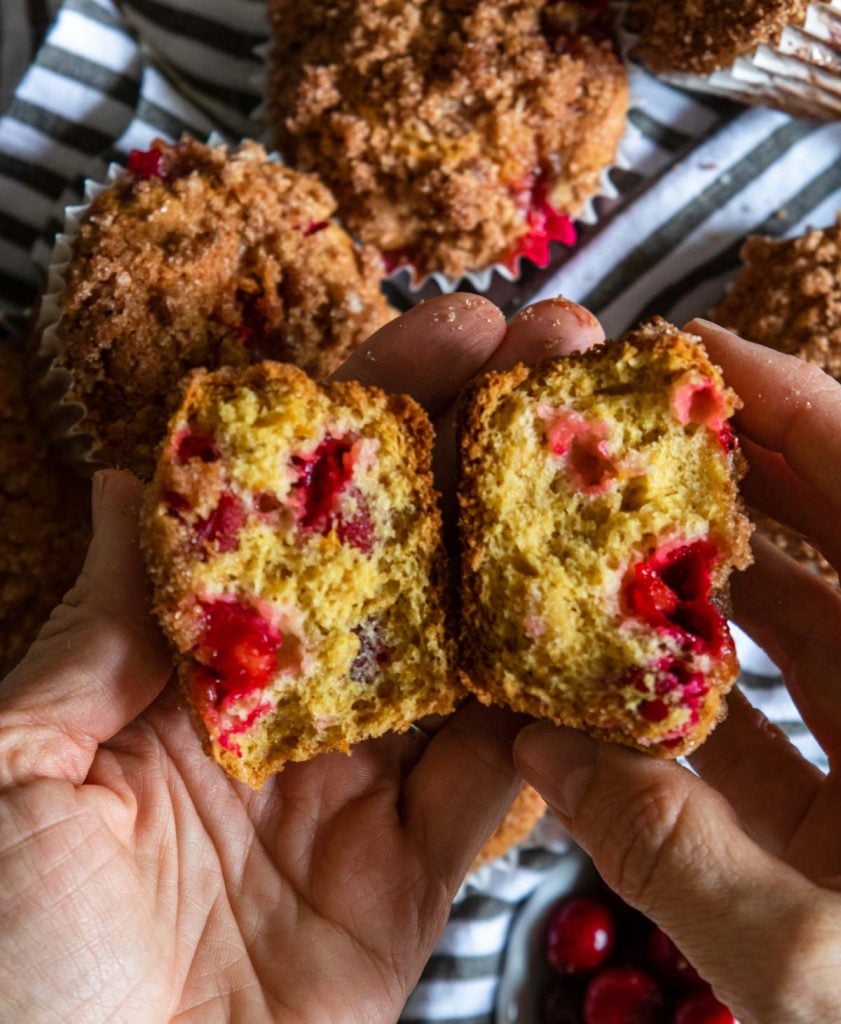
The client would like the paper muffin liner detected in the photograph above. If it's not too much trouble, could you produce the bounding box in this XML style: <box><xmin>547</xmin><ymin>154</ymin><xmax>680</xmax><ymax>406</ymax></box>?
<box><xmin>252</xmin><ymin>34</ymin><xmax>637</xmax><ymax>297</ymax></box>
<box><xmin>628</xmin><ymin>0</ymin><xmax>841</xmax><ymax>120</ymax></box>
<box><xmin>30</xmin><ymin>161</ymin><xmax>128</xmax><ymax>475</ymax></box>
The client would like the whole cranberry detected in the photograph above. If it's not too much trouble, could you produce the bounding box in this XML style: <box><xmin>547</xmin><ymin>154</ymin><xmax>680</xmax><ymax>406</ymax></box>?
<box><xmin>674</xmin><ymin>992</ymin><xmax>738</xmax><ymax>1024</ymax></box>
<box><xmin>584</xmin><ymin>967</ymin><xmax>663</xmax><ymax>1024</ymax></box>
<box><xmin>647</xmin><ymin>927</ymin><xmax>705</xmax><ymax>989</ymax></box>
<box><xmin>542</xmin><ymin>981</ymin><xmax>584</xmax><ymax>1024</ymax></box>
<box><xmin>547</xmin><ymin>898</ymin><xmax>616</xmax><ymax>974</ymax></box>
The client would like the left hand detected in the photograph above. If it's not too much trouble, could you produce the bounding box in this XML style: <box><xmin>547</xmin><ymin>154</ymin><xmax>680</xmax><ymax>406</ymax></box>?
<box><xmin>0</xmin><ymin>294</ymin><xmax>603</xmax><ymax>1024</ymax></box>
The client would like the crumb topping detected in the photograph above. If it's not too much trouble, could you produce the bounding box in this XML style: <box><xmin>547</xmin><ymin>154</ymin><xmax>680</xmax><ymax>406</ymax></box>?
<box><xmin>632</xmin><ymin>0</ymin><xmax>810</xmax><ymax>74</ymax></box>
<box><xmin>268</xmin><ymin>0</ymin><xmax>628</xmax><ymax>278</ymax></box>
<box><xmin>45</xmin><ymin>136</ymin><xmax>394</xmax><ymax>478</ymax></box>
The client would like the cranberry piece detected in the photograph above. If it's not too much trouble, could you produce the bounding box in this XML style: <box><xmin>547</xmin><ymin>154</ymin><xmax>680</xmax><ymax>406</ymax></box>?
<box><xmin>623</xmin><ymin>541</ymin><xmax>727</xmax><ymax>656</ymax></box>
<box><xmin>194</xmin><ymin>492</ymin><xmax>246</xmax><ymax>552</ymax></box>
<box><xmin>508</xmin><ymin>168</ymin><xmax>576</xmax><ymax>269</ymax></box>
<box><xmin>291</xmin><ymin>436</ymin><xmax>373</xmax><ymax>551</ymax></box>
<box><xmin>639</xmin><ymin>698</ymin><xmax>669</xmax><ymax>723</ymax></box>
<box><xmin>674</xmin><ymin>993</ymin><xmax>737</xmax><ymax>1024</ymax></box>
<box><xmin>303</xmin><ymin>219</ymin><xmax>329</xmax><ymax>236</ymax></box>
<box><xmin>382</xmin><ymin>246</ymin><xmax>415</xmax><ymax>274</ymax></box>
<box><xmin>584</xmin><ymin>968</ymin><xmax>663</xmax><ymax>1024</ymax></box>
<box><xmin>717</xmin><ymin>425</ymin><xmax>738</xmax><ymax>454</ymax></box>
<box><xmin>193</xmin><ymin>600</ymin><xmax>282</xmax><ymax>704</ymax></box>
<box><xmin>175</xmin><ymin>430</ymin><xmax>220</xmax><ymax>465</ymax></box>
<box><xmin>126</xmin><ymin>147</ymin><xmax>167</xmax><ymax>179</ymax></box>
<box><xmin>164</xmin><ymin>490</ymin><xmax>190</xmax><ymax>515</ymax></box>
<box><xmin>647</xmin><ymin>928</ymin><xmax>704</xmax><ymax>990</ymax></box>
<box><xmin>349</xmin><ymin>620</ymin><xmax>391</xmax><ymax>684</ymax></box>
<box><xmin>337</xmin><ymin>498</ymin><xmax>375</xmax><ymax>553</ymax></box>
<box><xmin>547</xmin><ymin>898</ymin><xmax>616</xmax><ymax>975</ymax></box>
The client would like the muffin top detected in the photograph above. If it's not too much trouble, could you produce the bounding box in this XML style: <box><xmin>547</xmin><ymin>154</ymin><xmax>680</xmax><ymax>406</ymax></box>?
<box><xmin>712</xmin><ymin>216</ymin><xmax>841</xmax><ymax>381</ymax></box>
<box><xmin>268</xmin><ymin>0</ymin><xmax>628</xmax><ymax>279</ymax></box>
<box><xmin>632</xmin><ymin>0</ymin><xmax>810</xmax><ymax>74</ymax></box>
<box><xmin>38</xmin><ymin>136</ymin><xmax>394</xmax><ymax>478</ymax></box>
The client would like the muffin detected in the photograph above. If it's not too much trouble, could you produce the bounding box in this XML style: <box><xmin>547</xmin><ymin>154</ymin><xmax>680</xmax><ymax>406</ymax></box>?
<box><xmin>268</xmin><ymin>0</ymin><xmax>628</xmax><ymax>280</ymax></box>
<box><xmin>631</xmin><ymin>0</ymin><xmax>841</xmax><ymax>119</ymax></box>
<box><xmin>142</xmin><ymin>362</ymin><xmax>455</xmax><ymax>787</ymax></box>
<box><xmin>32</xmin><ymin>136</ymin><xmax>394</xmax><ymax>479</ymax></box>
<box><xmin>458</xmin><ymin>319</ymin><xmax>753</xmax><ymax>758</ymax></box>
<box><xmin>471</xmin><ymin>785</ymin><xmax>547</xmax><ymax>870</ymax></box>
<box><xmin>712</xmin><ymin>217</ymin><xmax>840</xmax><ymax>582</ymax></box>
<box><xmin>0</xmin><ymin>344</ymin><xmax>89</xmax><ymax>676</ymax></box>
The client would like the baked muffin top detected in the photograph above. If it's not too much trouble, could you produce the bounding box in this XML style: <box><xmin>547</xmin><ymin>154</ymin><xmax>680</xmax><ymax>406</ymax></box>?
<box><xmin>39</xmin><ymin>136</ymin><xmax>394</xmax><ymax>478</ymax></box>
<box><xmin>268</xmin><ymin>0</ymin><xmax>628</xmax><ymax>279</ymax></box>
<box><xmin>632</xmin><ymin>0</ymin><xmax>809</xmax><ymax>74</ymax></box>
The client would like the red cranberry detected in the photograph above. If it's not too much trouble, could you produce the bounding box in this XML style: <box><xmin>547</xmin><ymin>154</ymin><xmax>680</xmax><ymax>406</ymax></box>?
<box><xmin>622</xmin><ymin>541</ymin><xmax>727</xmax><ymax>656</ymax></box>
<box><xmin>193</xmin><ymin>600</ymin><xmax>282</xmax><ymax>703</ymax></box>
<box><xmin>547</xmin><ymin>898</ymin><xmax>616</xmax><ymax>975</ymax></box>
<box><xmin>584</xmin><ymin>968</ymin><xmax>663</xmax><ymax>1024</ymax></box>
<box><xmin>674</xmin><ymin>993</ymin><xmax>737</xmax><ymax>1024</ymax></box>
<box><xmin>164</xmin><ymin>490</ymin><xmax>190</xmax><ymax>515</ymax></box>
<box><xmin>194</xmin><ymin>492</ymin><xmax>246</xmax><ymax>552</ymax></box>
<box><xmin>382</xmin><ymin>246</ymin><xmax>415</xmax><ymax>273</ymax></box>
<box><xmin>291</xmin><ymin>436</ymin><xmax>373</xmax><ymax>552</ymax></box>
<box><xmin>303</xmin><ymin>219</ymin><xmax>329</xmax><ymax>236</ymax></box>
<box><xmin>647</xmin><ymin>928</ymin><xmax>704</xmax><ymax>990</ymax></box>
<box><xmin>717</xmin><ymin>424</ymin><xmax>737</xmax><ymax>454</ymax></box>
<box><xmin>640</xmin><ymin>698</ymin><xmax>670</xmax><ymax>723</ymax></box>
<box><xmin>126</xmin><ymin>147</ymin><xmax>166</xmax><ymax>179</ymax></box>
<box><xmin>508</xmin><ymin>168</ymin><xmax>576</xmax><ymax>268</ymax></box>
<box><xmin>175</xmin><ymin>430</ymin><xmax>220</xmax><ymax>465</ymax></box>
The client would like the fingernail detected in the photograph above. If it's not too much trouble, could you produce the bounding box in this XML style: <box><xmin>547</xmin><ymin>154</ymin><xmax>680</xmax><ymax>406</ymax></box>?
<box><xmin>515</xmin><ymin>724</ymin><xmax>598</xmax><ymax>819</ymax></box>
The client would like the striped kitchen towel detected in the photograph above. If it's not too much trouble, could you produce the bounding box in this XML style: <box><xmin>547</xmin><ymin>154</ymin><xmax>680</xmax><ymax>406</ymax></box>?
<box><xmin>0</xmin><ymin>3</ymin><xmax>834</xmax><ymax>1022</ymax></box>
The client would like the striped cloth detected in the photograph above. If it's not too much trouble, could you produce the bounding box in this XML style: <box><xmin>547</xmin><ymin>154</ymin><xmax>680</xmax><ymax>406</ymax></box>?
<box><xmin>0</xmin><ymin>4</ymin><xmax>835</xmax><ymax>1021</ymax></box>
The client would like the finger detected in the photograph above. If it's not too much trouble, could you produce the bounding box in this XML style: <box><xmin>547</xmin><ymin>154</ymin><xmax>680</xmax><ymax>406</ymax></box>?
<box><xmin>433</xmin><ymin>297</ymin><xmax>605</xmax><ymax>501</ymax></box>
<box><xmin>740</xmin><ymin>437</ymin><xmax>841</xmax><ymax>571</ymax></box>
<box><xmin>0</xmin><ymin>470</ymin><xmax>172</xmax><ymax>788</ymax></box>
<box><xmin>731</xmin><ymin>534</ymin><xmax>841</xmax><ymax>757</ymax></box>
<box><xmin>402</xmin><ymin>701</ymin><xmax>527</xmax><ymax>885</ymax></box>
<box><xmin>688</xmin><ymin>688</ymin><xmax>823</xmax><ymax>857</ymax></box>
<box><xmin>686</xmin><ymin>319</ymin><xmax>841</xmax><ymax>509</ymax></box>
<box><xmin>514</xmin><ymin>723</ymin><xmax>819</xmax><ymax>1020</ymax></box>
<box><xmin>481</xmin><ymin>296</ymin><xmax>605</xmax><ymax>373</ymax></box>
<box><xmin>331</xmin><ymin>293</ymin><xmax>506</xmax><ymax>417</ymax></box>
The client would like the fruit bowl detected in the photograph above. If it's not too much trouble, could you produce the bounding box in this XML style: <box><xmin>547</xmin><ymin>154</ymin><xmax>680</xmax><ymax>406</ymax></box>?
<box><xmin>495</xmin><ymin>844</ymin><xmax>738</xmax><ymax>1023</ymax></box>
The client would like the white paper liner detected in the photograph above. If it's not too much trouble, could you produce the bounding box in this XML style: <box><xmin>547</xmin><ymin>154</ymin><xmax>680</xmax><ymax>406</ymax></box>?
<box><xmin>631</xmin><ymin>0</ymin><xmax>841</xmax><ymax>121</ymax></box>
<box><xmin>31</xmin><ymin>161</ymin><xmax>128</xmax><ymax>473</ymax></box>
<box><xmin>253</xmin><ymin>27</ymin><xmax>637</xmax><ymax>297</ymax></box>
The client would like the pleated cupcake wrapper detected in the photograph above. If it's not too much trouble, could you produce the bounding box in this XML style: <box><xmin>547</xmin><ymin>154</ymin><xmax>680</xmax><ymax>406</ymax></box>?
<box><xmin>252</xmin><ymin>37</ymin><xmax>637</xmax><ymax>296</ymax></box>
<box><xmin>31</xmin><ymin>162</ymin><xmax>129</xmax><ymax>474</ymax></box>
<box><xmin>630</xmin><ymin>0</ymin><xmax>841</xmax><ymax>121</ymax></box>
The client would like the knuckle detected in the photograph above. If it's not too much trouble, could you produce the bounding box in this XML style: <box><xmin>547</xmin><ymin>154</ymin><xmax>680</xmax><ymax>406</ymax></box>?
<box><xmin>594</xmin><ymin>775</ymin><xmax>694</xmax><ymax>913</ymax></box>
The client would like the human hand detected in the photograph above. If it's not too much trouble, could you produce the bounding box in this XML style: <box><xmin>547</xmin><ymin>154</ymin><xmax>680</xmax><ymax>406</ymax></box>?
<box><xmin>515</xmin><ymin>319</ymin><xmax>841</xmax><ymax>1024</ymax></box>
<box><xmin>0</xmin><ymin>294</ymin><xmax>604</xmax><ymax>1024</ymax></box>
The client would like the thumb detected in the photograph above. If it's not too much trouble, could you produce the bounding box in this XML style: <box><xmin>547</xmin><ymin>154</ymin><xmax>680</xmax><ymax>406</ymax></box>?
<box><xmin>514</xmin><ymin>723</ymin><xmax>817</xmax><ymax>1019</ymax></box>
<box><xmin>0</xmin><ymin>470</ymin><xmax>172</xmax><ymax>787</ymax></box>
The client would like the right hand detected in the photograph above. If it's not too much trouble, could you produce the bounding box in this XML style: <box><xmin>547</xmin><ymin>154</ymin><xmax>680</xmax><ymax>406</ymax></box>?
<box><xmin>515</xmin><ymin>319</ymin><xmax>841</xmax><ymax>1024</ymax></box>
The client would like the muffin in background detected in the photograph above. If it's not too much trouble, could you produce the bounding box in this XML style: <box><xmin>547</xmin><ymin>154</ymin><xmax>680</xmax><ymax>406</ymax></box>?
<box><xmin>631</xmin><ymin>0</ymin><xmax>841</xmax><ymax>120</ymax></box>
<box><xmin>268</xmin><ymin>0</ymin><xmax>628</xmax><ymax>280</ymax></box>
<box><xmin>712</xmin><ymin>216</ymin><xmax>840</xmax><ymax>583</ymax></box>
<box><xmin>0</xmin><ymin>344</ymin><xmax>89</xmax><ymax>676</ymax></box>
<box><xmin>472</xmin><ymin>786</ymin><xmax>547</xmax><ymax>871</ymax></box>
<box><xmin>32</xmin><ymin>136</ymin><xmax>394</xmax><ymax>479</ymax></box>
